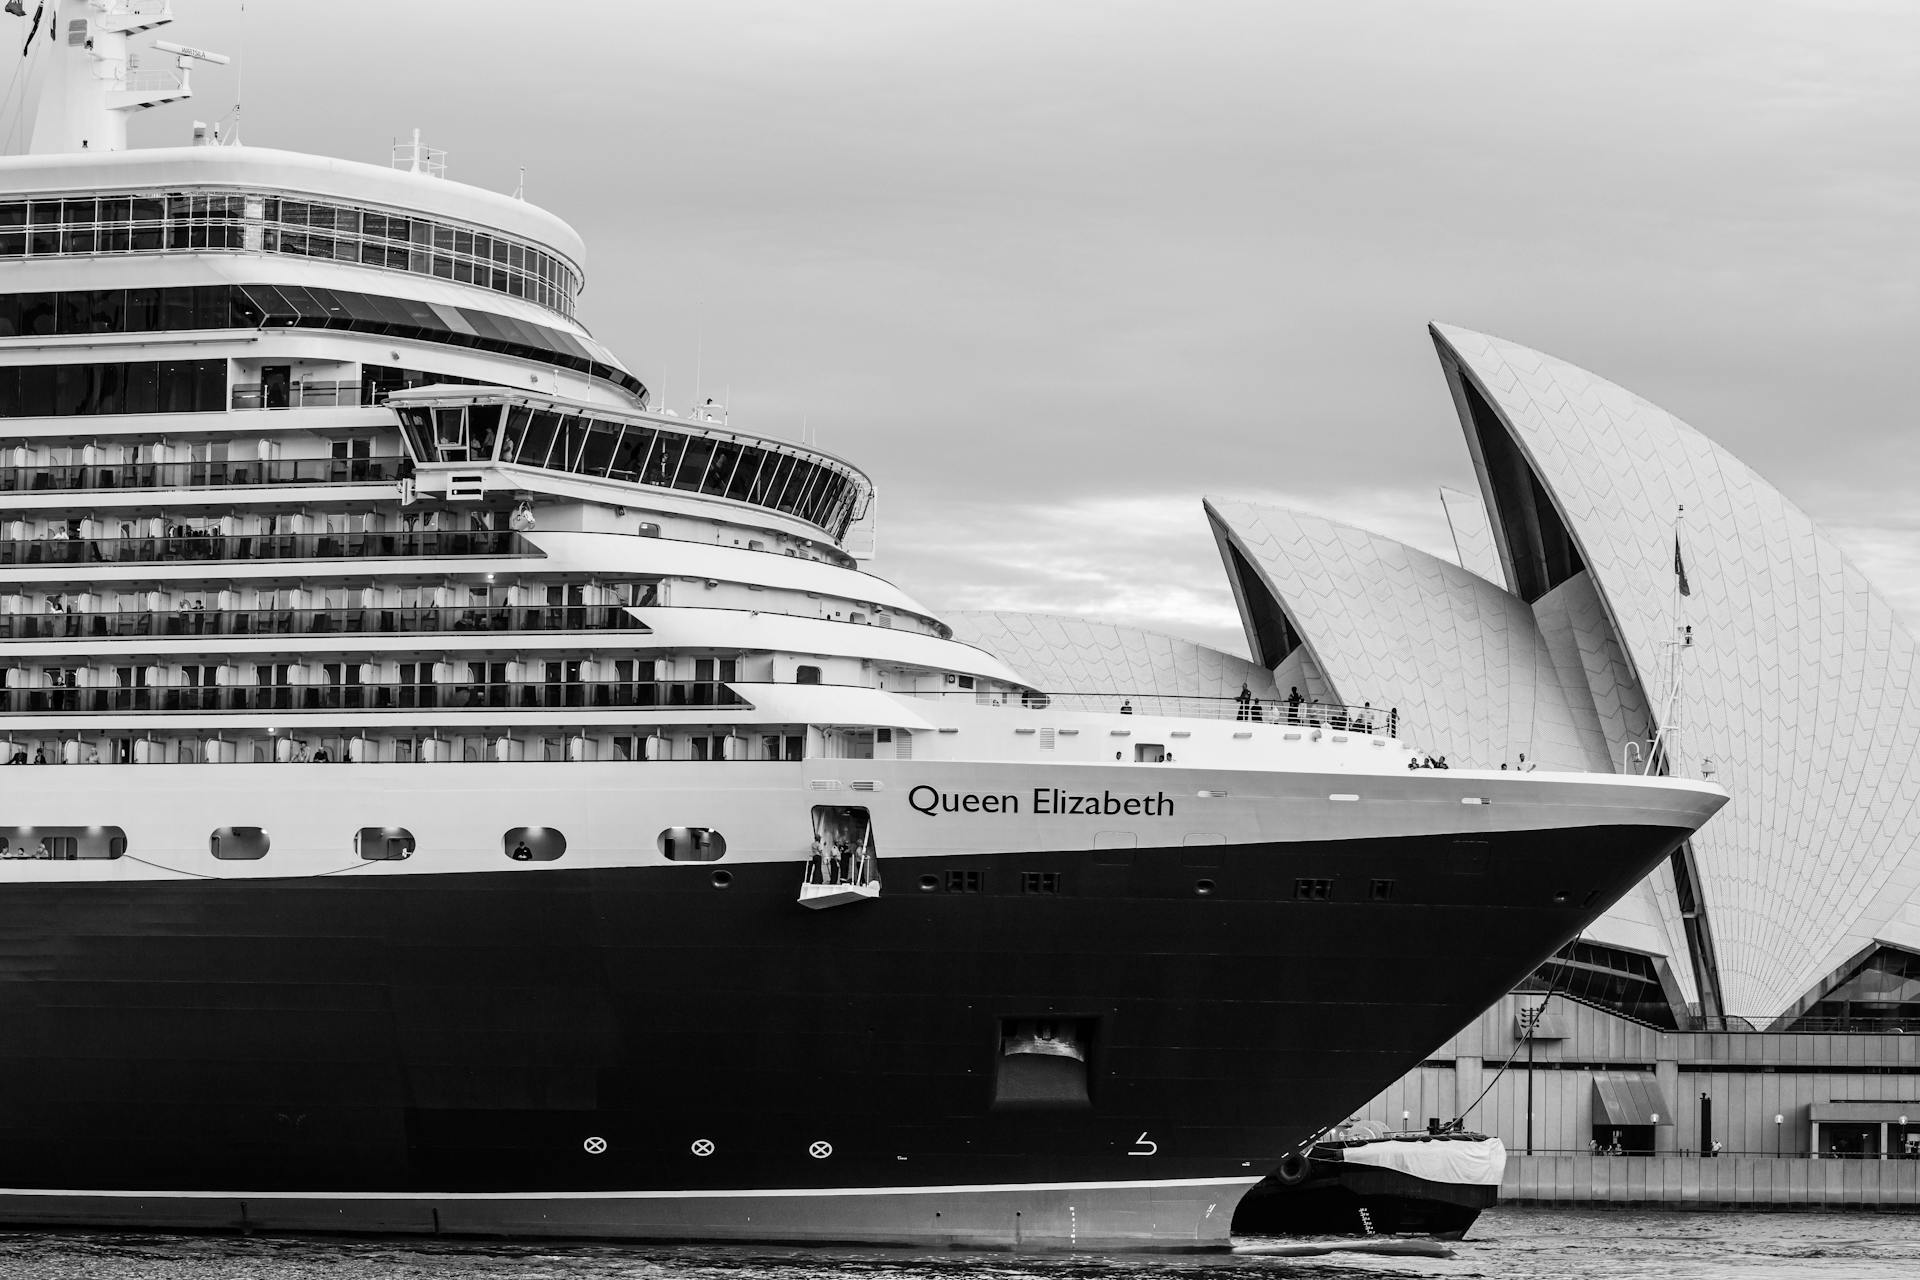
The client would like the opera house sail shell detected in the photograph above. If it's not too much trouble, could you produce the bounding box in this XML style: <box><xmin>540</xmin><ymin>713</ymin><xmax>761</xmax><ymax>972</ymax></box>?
<box><xmin>1429</xmin><ymin>323</ymin><xmax>1920</xmax><ymax>1025</ymax></box>
<box><xmin>1192</xmin><ymin>323</ymin><xmax>1920</xmax><ymax>1030</ymax></box>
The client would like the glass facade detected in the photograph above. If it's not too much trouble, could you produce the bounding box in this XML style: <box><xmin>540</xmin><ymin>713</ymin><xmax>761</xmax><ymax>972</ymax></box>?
<box><xmin>0</xmin><ymin>358</ymin><xmax>226</xmax><ymax>417</ymax></box>
<box><xmin>0</xmin><ymin>189</ymin><xmax>580</xmax><ymax>317</ymax></box>
<box><xmin>1520</xmin><ymin>941</ymin><xmax>1679</xmax><ymax>1030</ymax></box>
<box><xmin>394</xmin><ymin>396</ymin><xmax>872</xmax><ymax>541</ymax></box>
<box><xmin>1787</xmin><ymin>946</ymin><xmax>1920</xmax><ymax>1033</ymax></box>
<box><xmin>0</xmin><ymin>284</ymin><xmax>646</xmax><ymax>403</ymax></box>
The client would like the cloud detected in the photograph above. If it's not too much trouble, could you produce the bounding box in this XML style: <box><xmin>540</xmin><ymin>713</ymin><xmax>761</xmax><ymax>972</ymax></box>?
<box><xmin>879</xmin><ymin>485</ymin><xmax>1460</xmax><ymax>656</ymax></box>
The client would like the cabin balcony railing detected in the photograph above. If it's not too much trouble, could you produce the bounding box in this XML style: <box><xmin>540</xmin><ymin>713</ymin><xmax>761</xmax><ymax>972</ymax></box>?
<box><xmin>0</xmin><ymin>529</ymin><xmax>537</xmax><ymax>566</ymax></box>
<box><xmin>0</xmin><ymin>603</ymin><xmax>644</xmax><ymax>641</ymax></box>
<box><xmin>0</xmin><ymin>457</ymin><xmax>405</xmax><ymax>492</ymax></box>
<box><xmin>2</xmin><ymin>679</ymin><xmax>745</xmax><ymax>715</ymax></box>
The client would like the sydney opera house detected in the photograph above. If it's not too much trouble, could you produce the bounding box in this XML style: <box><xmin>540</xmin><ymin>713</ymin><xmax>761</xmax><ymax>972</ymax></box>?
<box><xmin>957</xmin><ymin>322</ymin><xmax>1920</xmax><ymax>1043</ymax></box>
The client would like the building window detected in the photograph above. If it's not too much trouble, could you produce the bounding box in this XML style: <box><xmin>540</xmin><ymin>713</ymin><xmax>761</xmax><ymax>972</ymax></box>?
<box><xmin>357</xmin><ymin>827</ymin><xmax>415</xmax><ymax>861</ymax></box>
<box><xmin>659</xmin><ymin>827</ymin><xmax>726</xmax><ymax>862</ymax></box>
<box><xmin>210</xmin><ymin>826</ymin><xmax>270</xmax><ymax>860</ymax></box>
<box><xmin>0</xmin><ymin>825</ymin><xmax>125</xmax><ymax>860</ymax></box>
<box><xmin>504</xmin><ymin>827</ymin><xmax>565</xmax><ymax>861</ymax></box>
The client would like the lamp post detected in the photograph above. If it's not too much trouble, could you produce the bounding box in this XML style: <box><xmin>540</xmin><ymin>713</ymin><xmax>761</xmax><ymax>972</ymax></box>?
<box><xmin>1776</xmin><ymin>1113</ymin><xmax>1784</xmax><ymax>1157</ymax></box>
<box><xmin>1903</xmin><ymin>1115</ymin><xmax>1910</xmax><ymax>1160</ymax></box>
<box><xmin>1402</xmin><ymin>1109</ymin><xmax>1411</xmax><ymax>1133</ymax></box>
<box><xmin>1650</xmin><ymin>1112</ymin><xmax>1659</xmax><ymax>1155</ymax></box>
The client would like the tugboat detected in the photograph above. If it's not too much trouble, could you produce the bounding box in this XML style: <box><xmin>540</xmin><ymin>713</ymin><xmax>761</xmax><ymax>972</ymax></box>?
<box><xmin>1235</xmin><ymin>1120</ymin><xmax>1506</xmax><ymax>1240</ymax></box>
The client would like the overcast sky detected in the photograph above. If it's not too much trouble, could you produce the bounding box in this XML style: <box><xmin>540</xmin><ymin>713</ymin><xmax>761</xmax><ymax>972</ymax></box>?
<box><xmin>123</xmin><ymin>0</ymin><xmax>1920</xmax><ymax>654</ymax></box>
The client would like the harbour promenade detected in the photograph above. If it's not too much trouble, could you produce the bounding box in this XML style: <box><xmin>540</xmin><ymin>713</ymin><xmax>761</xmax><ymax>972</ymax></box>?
<box><xmin>1359</xmin><ymin>992</ymin><xmax>1920</xmax><ymax>1209</ymax></box>
<box><xmin>1502</xmin><ymin>1154</ymin><xmax>1920</xmax><ymax>1209</ymax></box>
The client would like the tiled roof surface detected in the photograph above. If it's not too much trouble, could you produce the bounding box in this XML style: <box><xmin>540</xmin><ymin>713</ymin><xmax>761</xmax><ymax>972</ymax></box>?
<box><xmin>1435</xmin><ymin>322</ymin><xmax>1920</xmax><ymax>1019</ymax></box>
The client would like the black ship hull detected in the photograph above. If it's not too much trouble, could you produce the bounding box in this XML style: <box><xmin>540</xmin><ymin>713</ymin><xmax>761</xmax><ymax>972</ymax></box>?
<box><xmin>0</xmin><ymin>824</ymin><xmax>1687</xmax><ymax>1248</ymax></box>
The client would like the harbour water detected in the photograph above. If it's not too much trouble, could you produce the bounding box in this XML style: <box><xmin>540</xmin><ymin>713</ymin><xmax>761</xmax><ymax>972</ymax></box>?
<box><xmin>0</xmin><ymin>1209</ymin><xmax>1913</xmax><ymax>1280</ymax></box>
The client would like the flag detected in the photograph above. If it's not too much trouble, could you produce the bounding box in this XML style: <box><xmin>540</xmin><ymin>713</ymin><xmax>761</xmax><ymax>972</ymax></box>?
<box><xmin>1674</xmin><ymin>532</ymin><xmax>1690</xmax><ymax>597</ymax></box>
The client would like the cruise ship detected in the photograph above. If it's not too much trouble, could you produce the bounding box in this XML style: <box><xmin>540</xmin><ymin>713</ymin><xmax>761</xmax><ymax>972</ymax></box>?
<box><xmin>0</xmin><ymin>4</ymin><xmax>1727</xmax><ymax>1250</ymax></box>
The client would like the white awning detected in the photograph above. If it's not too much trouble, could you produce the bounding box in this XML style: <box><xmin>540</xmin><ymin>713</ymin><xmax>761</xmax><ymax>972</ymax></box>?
<box><xmin>724</xmin><ymin>684</ymin><xmax>938</xmax><ymax>732</ymax></box>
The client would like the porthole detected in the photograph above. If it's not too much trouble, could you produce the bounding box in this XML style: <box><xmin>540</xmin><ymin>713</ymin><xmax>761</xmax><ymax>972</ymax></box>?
<box><xmin>919</xmin><ymin>874</ymin><xmax>940</xmax><ymax>892</ymax></box>
<box><xmin>1194</xmin><ymin>878</ymin><xmax>1216</xmax><ymax>896</ymax></box>
<box><xmin>357</xmin><ymin>827</ymin><xmax>416</xmax><ymax>861</ymax></box>
<box><xmin>711</xmin><ymin>869</ymin><xmax>733</xmax><ymax>889</ymax></box>
<box><xmin>504</xmin><ymin>827</ymin><xmax>566</xmax><ymax>861</ymax></box>
<box><xmin>210</xmin><ymin>826</ymin><xmax>270</xmax><ymax>860</ymax></box>
<box><xmin>659</xmin><ymin>827</ymin><xmax>726</xmax><ymax>861</ymax></box>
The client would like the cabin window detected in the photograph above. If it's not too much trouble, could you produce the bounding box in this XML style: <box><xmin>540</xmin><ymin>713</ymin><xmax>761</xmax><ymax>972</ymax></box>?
<box><xmin>357</xmin><ymin>826</ymin><xmax>415</xmax><ymax>861</ymax></box>
<box><xmin>659</xmin><ymin>827</ymin><xmax>727</xmax><ymax>861</ymax></box>
<box><xmin>210</xmin><ymin>826</ymin><xmax>270</xmax><ymax>860</ymax></box>
<box><xmin>795</xmin><ymin>665</ymin><xmax>822</xmax><ymax>685</ymax></box>
<box><xmin>1021</xmin><ymin>871</ymin><xmax>1061</xmax><ymax>895</ymax></box>
<box><xmin>1294</xmin><ymin>877</ymin><xmax>1334</xmax><ymax>901</ymax></box>
<box><xmin>504</xmin><ymin>827</ymin><xmax>566</xmax><ymax>861</ymax></box>
<box><xmin>993</xmin><ymin>1017</ymin><xmax>1094</xmax><ymax>1109</ymax></box>
<box><xmin>0</xmin><ymin>825</ymin><xmax>125</xmax><ymax>860</ymax></box>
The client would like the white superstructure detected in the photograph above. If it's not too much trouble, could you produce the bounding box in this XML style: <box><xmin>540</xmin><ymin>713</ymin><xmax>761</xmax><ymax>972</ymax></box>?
<box><xmin>0</xmin><ymin>1</ymin><xmax>1473</xmax><ymax>869</ymax></box>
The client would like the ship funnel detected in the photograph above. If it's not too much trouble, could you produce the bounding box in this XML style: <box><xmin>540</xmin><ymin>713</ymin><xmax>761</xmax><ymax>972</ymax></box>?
<box><xmin>7</xmin><ymin>0</ymin><xmax>219</xmax><ymax>156</ymax></box>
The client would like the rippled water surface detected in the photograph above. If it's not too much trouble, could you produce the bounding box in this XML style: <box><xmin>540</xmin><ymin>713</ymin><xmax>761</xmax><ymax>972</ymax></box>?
<box><xmin>0</xmin><ymin>1209</ymin><xmax>1914</xmax><ymax>1279</ymax></box>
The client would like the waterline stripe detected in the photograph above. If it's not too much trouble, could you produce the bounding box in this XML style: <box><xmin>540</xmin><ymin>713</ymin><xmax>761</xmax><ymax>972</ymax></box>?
<box><xmin>0</xmin><ymin>1176</ymin><xmax>1261</xmax><ymax>1202</ymax></box>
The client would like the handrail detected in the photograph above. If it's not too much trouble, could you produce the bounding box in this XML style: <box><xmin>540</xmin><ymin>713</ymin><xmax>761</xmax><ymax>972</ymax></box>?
<box><xmin>0</xmin><ymin>603</ymin><xmax>644</xmax><ymax>642</ymax></box>
<box><xmin>0</xmin><ymin>530</ymin><xmax>538</xmax><ymax>565</ymax></box>
<box><xmin>0</xmin><ymin>458</ymin><xmax>405</xmax><ymax>492</ymax></box>
<box><xmin>905</xmin><ymin>689</ymin><xmax>1401</xmax><ymax>733</ymax></box>
<box><xmin>2</xmin><ymin>679</ymin><xmax>746</xmax><ymax>716</ymax></box>
<box><xmin>230</xmin><ymin>381</ymin><xmax>372</xmax><ymax>410</ymax></box>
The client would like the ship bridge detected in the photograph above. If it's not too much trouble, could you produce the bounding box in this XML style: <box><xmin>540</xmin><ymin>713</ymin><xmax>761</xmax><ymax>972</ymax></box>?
<box><xmin>388</xmin><ymin>386</ymin><xmax>876</xmax><ymax>550</ymax></box>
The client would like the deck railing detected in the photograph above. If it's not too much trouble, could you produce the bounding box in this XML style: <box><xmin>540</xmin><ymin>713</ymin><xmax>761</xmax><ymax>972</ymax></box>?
<box><xmin>907</xmin><ymin>689</ymin><xmax>1400</xmax><ymax>733</ymax></box>
<box><xmin>229</xmin><ymin>380</ymin><xmax>371</xmax><ymax>410</ymax></box>
<box><xmin>0</xmin><ymin>458</ymin><xmax>404</xmax><ymax>491</ymax></box>
<box><xmin>2</xmin><ymin>679</ymin><xmax>744</xmax><ymax>716</ymax></box>
<box><xmin>0</xmin><ymin>529</ymin><xmax>537</xmax><ymax>566</ymax></box>
<box><xmin>1</xmin><ymin>603</ymin><xmax>644</xmax><ymax>641</ymax></box>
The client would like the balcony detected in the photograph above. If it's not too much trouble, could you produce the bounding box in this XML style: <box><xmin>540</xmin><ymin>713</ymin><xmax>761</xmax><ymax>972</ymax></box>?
<box><xmin>4</xmin><ymin>679</ymin><xmax>746</xmax><ymax>716</ymax></box>
<box><xmin>1</xmin><ymin>603</ymin><xmax>645</xmax><ymax>641</ymax></box>
<box><xmin>0</xmin><ymin>529</ymin><xmax>538</xmax><ymax>567</ymax></box>
<box><xmin>0</xmin><ymin>457</ymin><xmax>406</xmax><ymax>493</ymax></box>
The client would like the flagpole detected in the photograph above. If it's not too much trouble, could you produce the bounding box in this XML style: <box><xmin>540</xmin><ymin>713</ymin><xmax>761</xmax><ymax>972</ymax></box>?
<box><xmin>1650</xmin><ymin>505</ymin><xmax>1687</xmax><ymax>776</ymax></box>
